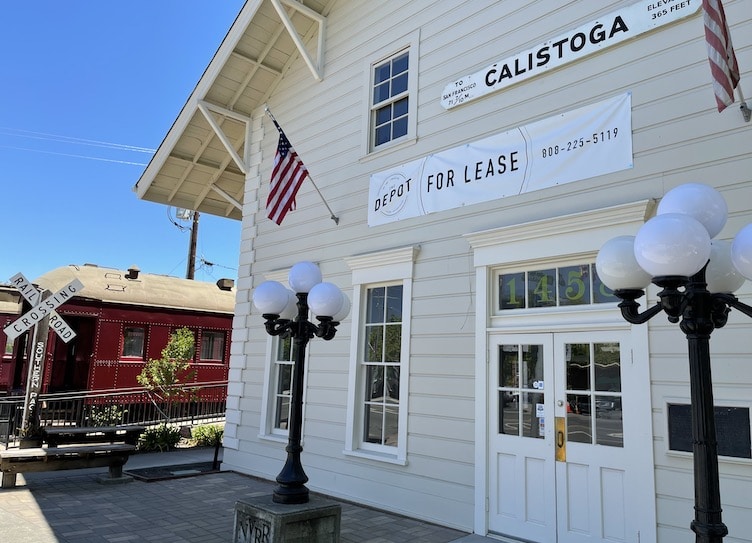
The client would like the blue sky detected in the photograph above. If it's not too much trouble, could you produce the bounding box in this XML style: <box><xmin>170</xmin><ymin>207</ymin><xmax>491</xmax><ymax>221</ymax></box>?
<box><xmin>0</xmin><ymin>1</ymin><xmax>246</xmax><ymax>284</ymax></box>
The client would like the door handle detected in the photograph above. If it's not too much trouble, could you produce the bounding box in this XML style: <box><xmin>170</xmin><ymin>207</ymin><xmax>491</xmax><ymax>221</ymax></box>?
<box><xmin>555</xmin><ymin>416</ymin><xmax>566</xmax><ymax>462</ymax></box>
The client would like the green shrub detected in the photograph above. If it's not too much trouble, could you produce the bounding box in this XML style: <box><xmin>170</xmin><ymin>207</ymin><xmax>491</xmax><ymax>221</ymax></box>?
<box><xmin>88</xmin><ymin>405</ymin><xmax>127</xmax><ymax>426</ymax></box>
<box><xmin>192</xmin><ymin>424</ymin><xmax>224</xmax><ymax>447</ymax></box>
<box><xmin>138</xmin><ymin>424</ymin><xmax>182</xmax><ymax>452</ymax></box>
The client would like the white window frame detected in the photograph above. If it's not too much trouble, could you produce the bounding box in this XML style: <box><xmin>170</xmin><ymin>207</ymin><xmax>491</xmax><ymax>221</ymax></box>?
<box><xmin>361</xmin><ymin>30</ymin><xmax>420</xmax><ymax>157</ymax></box>
<box><xmin>258</xmin><ymin>269</ymin><xmax>312</xmax><ymax>443</ymax></box>
<box><xmin>344</xmin><ymin>245</ymin><xmax>418</xmax><ymax>464</ymax></box>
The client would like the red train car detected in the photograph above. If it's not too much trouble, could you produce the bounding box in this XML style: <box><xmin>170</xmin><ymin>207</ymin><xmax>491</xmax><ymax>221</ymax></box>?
<box><xmin>0</xmin><ymin>264</ymin><xmax>235</xmax><ymax>396</ymax></box>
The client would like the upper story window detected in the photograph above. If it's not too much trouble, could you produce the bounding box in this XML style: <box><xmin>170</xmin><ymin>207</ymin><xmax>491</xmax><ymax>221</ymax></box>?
<box><xmin>365</xmin><ymin>31</ymin><xmax>420</xmax><ymax>154</ymax></box>
<box><xmin>372</xmin><ymin>51</ymin><xmax>409</xmax><ymax>148</ymax></box>
<box><xmin>200</xmin><ymin>330</ymin><xmax>226</xmax><ymax>362</ymax></box>
<box><xmin>121</xmin><ymin>326</ymin><xmax>146</xmax><ymax>359</ymax></box>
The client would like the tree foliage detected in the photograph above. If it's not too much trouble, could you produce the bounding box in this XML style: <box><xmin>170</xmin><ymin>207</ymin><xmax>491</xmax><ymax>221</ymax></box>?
<box><xmin>137</xmin><ymin>327</ymin><xmax>196</xmax><ymax>422</ymax></box>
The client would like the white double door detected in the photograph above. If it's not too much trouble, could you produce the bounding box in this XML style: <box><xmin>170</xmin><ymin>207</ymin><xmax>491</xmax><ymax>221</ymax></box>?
<box><xmin>488</xmin><ymin>330</ymin><xmax>653</xmax><ymax>543</ymax></box>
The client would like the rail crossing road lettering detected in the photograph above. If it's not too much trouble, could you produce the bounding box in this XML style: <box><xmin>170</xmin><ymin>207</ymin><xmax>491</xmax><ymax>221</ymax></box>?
<box><xmin>3</xmin><ymin>278</ymin><xmax>83</xmax><ymax>341</ymax></box>
<box><xmin>7</xmin><ymin>273</ymin><xmax>77</xmax><ymax>342</ymax></box>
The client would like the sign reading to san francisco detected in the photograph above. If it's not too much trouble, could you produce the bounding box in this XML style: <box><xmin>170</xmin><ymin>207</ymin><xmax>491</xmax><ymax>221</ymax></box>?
<box><xmin>369</xmin><ymin>93</ymin><xmax>632</xmax><ymax>226</ymax></box>
<box><xmin>441</xmin><ymin>0</ymin><xmax>701</xmax><ymax>109</ymax></box>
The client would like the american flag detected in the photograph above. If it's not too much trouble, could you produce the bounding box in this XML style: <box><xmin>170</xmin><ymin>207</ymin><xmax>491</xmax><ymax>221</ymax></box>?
<box><xmin>703</xmin><ymin>0</ymin><xmax>740</xmax><ymax>112</ymax></box>
<box><xmin>266</xmin><ymin>120</ymin><xmax>309</xmax><ymax>225</ymax></box>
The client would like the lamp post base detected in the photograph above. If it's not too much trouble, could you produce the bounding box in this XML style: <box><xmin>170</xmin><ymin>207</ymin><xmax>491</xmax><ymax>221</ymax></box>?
<box><xmin>272</xmin><ymin>484</ymin><xmax>310</xmax><ymax>504</ymax></box>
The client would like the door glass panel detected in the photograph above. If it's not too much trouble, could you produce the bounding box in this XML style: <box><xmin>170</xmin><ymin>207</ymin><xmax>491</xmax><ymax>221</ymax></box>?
<box><xmin>595</xmin><ymin>394</ymin><xmax>623</xmax><ymax>447</ymax></box>
<box><xmin>500</xmin><ymin>391</ymin><xmax>520</xmax><ymax>434</ymax></box>
<box><xmin>566</xmin><ymin>343</ymin><xmax>590</xmax><ymax>390</ymax></box>
<box><xmin>565</xmin><ymin>342</ymin><xmax>623</xmax><ymax>448</ymax></box>
<box><xmin>567</xmin><ymin>393</ymin><xmax>592</xmax><ymax>443</ymax></box>
<box><xmin>498</xmin><ymin>344</ymin><xmax>544</xmax><ymax>439</ymax></box>
<box><xmin>595</xmin><ymin>342</ymin><xmax>621</xmax><ymax>392</ymax></box>
<box><xmin>500</xmin><ymin>345</ymin><xmax>519</xmax><ymax>387</ymax></box>
<box><xmin>522</xmin><ymin>391</ymin><xmax>545</xmax><ymax>438</ymax></box>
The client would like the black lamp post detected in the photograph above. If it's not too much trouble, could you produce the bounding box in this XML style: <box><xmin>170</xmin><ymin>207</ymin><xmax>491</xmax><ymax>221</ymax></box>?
<box><xmin>252</xmin><ymin>261</ymin><xmax>350</xmax><ymax>504</ymax></box>
<box><xmin>596</xmin><ymin>183</ymin><xmax>752</xmax><ymax>543</ymax></box>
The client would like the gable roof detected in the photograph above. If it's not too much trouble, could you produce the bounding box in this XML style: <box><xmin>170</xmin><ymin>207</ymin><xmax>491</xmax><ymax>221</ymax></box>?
<box><xmin>133</xmin><ymin>0</ymin><xmax>331</xmax><ymax>220</ymax></box>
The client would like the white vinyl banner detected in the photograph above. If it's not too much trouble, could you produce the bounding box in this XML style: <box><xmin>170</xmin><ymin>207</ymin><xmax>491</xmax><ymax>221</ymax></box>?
<box><xmin>368</xmin><ymin>92</ymin><xmax>633</xmax><ymax>227</ymax></box>
<box><xmin>441</xmin><ymin>0</ymin><xmax>700</xmax><ymax>109</ymax></box>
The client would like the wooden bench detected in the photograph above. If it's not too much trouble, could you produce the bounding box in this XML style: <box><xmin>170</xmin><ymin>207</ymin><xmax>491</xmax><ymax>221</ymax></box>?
<box><xmin>0</xmin><ymin>425</ymin><xmax>145</xmax><ymax>488</ymax></box>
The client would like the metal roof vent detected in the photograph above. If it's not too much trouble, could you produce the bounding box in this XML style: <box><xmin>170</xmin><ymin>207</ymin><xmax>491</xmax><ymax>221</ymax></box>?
<box><xmin>216</xmin><ymin>278</ymin><xmax>234</xmax><ymax>291</ymax></box>
<box><xmin>125</xmin><ymin>266</ymin><xmax>141</xmax><ymax>280</ymax></box>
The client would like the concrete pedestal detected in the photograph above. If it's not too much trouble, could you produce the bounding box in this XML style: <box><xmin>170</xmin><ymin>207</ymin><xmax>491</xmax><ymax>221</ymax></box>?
<box><xmin>233</xmin><ymin>495</ymin><xmax>341</xmax><ymax>543</ymax></box>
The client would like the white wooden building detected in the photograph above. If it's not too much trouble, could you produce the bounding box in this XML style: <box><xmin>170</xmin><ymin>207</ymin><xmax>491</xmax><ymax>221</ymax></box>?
<box><xmin>134</xmin><ymin>1</ymin><xmax>752</xmax><ymax>541</ymax></box>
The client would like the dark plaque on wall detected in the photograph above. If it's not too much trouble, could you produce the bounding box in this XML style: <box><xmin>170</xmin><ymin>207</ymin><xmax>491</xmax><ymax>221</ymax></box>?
<box><xmin>668</xmin><ymin>404</ymin><xmax>751</xmax><ymax>459</ymax></box>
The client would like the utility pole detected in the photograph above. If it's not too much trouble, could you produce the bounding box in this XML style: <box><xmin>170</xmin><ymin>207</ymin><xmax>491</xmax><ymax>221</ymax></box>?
<box><xmin>186</xmin><ymin>211</ymin><xmax>199</xmax><ymax>280</ymax></box>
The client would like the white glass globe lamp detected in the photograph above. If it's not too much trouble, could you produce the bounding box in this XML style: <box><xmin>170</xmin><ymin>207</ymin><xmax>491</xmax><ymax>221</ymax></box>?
<box><xmin>333</xmin><ymin>294</ymin><xmax>351</xmax><ymax>322</ymax></box>
<box><xmin>307</xmin><ymin>282</ymin><xmax>344</xmax><ymax>317</ymax></box>
<box><xmin>595</xmin><ymin>236</ymin><xmax>652</xmax><ymax>290</ymax></box>
<box><xmin>731</xmin><ymin>224</ymin><xmax>752</xmax><ymax>281</ymax></box>
<box><xmin>279</xmin><ymin>289</ymin><xmax>299</xmax><ymax>320</ymax></box>
<box><xmin>253</xmin><ymin>280</ymin><xmax>291</xmax><ymax>315</ymax></box>
<box><xmin>705</xmin><ymin>240</ymin><xmax>746</xmax><ymax>294</ymax></box>
<box><xmin>633</xmin><ymin>213</ymin><xmax>711</xmax><ymax>277</ymax></box>
<box><xmin>288</xmin><ymin>261</ymin><xmax>322</xmax><ymax>293</ymax></box>
<box><xmin>656</xmin><ymin>183</ymin><xmax>727</xmax><ymax>238</ymax></box>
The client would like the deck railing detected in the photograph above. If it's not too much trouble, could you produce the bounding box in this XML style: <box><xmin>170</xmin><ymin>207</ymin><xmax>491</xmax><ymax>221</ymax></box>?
<box><xmin>0</xmin><ymin>381</ymin><xmax>227</xmax><ymax>447</ymax></box>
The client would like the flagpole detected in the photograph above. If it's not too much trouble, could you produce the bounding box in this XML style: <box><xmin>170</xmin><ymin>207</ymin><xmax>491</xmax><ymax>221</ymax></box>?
<box><xmin>736</xmin><ymin>86</ymin><xmax>751</xmax><ymax>122</ymax></box>
<box><xmin>264</xmin><ymin>106</ymin><xmax>340</xmax><ymax>224</ymax></box>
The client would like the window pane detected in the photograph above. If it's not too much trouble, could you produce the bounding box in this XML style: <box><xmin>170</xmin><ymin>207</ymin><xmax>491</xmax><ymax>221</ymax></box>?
<box><xmin>528</xmin><ymin>269</ymin><xmax>556</xmax><ymax>308</ymax></box>
<box><xmin>277</xmin><ymin>363</ymin><xmax>292</xmax><ymax>395</ymax></box>
<box><xmin>275</xmin><ymin>396</ymin><xmax>290</xmax><ymax>429</ymax></box>
<box><xmin>3</xmin><ymin>338</ymin><xmax>12</xmax><ymax>356</ymax></box>
<box><xmin>567</xmin><ymin>394</ymin><xmax>592</xmax><ymax>443</ymax></box>
<box><xmin>374</xmin><ymin>62</ymin><xmax>391</xmax><ymax>84</ymax></box>
<box><xmin>566</xmin><ymin>343</ymin><xmax>590</xmax><ymax>391</ymax></box>
<box><xmin>592</xmin><ymin>265</ymin><xmax>619</xmax><ymax>304</ymax></box>
<box><xmin>366</xmin><ymin>365</ymin><xmax>384</xmax><ymax>400</ymax></box>
<box><xmin>384</xmin><ymin>325</ymin><xmax>401</xmax><ymax>362</ymax></box>
<box><xmin>499</xmin><ymin>272</ymin><xmax>526</xmax><ymax>309</ymax></box>
<box><xmin>375</xmin><ymin>105</ymin><xmax>391</xmax><ymax>126</ymax></box>
<box><xmin>594</xmin><ymin>343</ymin><xmax>621</xmax><ymax>392</ymax></box>
<box><xmin>522</xmin><ymin>344</ymin><xmax>543</xmax><ymax>388</ymax></box>
<box><xmin>386</xmin><ymin>366</ymin><xmax>400</xmax><ymax>402</ymax></box>
<box><xmin>366</xmin><ymin>287</ymin><xmax>385</xmax><ymax>323</ymax></box>
<box><xmin>499</xmin><ymin>345</ymin><xmax>519</xmax><ymax>388</ymax></box>
<box><xmin>200</xmin><ymin>331</ymin><xmax>225</xmax><ymax>360</ymax></box>
<box><xmin>558</xmin><ymin>265</ymin><xmax>591</xmax><ymax>306</ymax></box>
<box><xmin>392</xmin><ymin>73</ymin><xmax>408</xmax><ymax>95</ymax></box>
<box><xmin>364</xmin><ymin>326</ymin><xmax>383</xmax><ymax>362</ymax></box>
<box><xmin>373</xmin><ymin>81</ymin><xmax>390</xmax><ymax>103</ymax></box>
<box><xmin>522</xmin><ymin>392</ymin><xmax>545</xmax><ymax>439</ymax></box>
<box><xmin>393</xmin><ymin>97</ymin><xmax>409</xmax><ymax>118</ymax></box>
<box><xmin>375</xmin><ymin>125</ymin><xmax>390</xmax><ymax>146</ymax></box>
<box><xmin>385</xmin><ymin>285</ymin><xmax>403</xmax><ymax>322</ymax></box>
<box><xmin>392</xmin><ymin>117</ymin><xmax>408</xmax><ymax>139</ymax></box>
<box><xmin>595</xmin><ymin>395</ymin><xmax>623</xmax><ymax>447</ymax></box>
<box><xmin>500</xmin><ymin>392</ymin><xmax>520</xmax><ymax>435</ymax></box>
<box><xmin>122</xmin><ymin>327</ymin><xmax>145</xmax><ymax>358</ymax></box>
<box><xmin>392</xmin><ymin>52</ymin><xmax>408</xmax><ymax>75</ymax></box>
<box><xmin>277</xmin><ymin>335</ymin><xmax>292</xmax><ymax>361</ymax></box>
<box><xmin>384</xmin><ymin>404</ymin><xmax>399</xmax><ymax>447</ymax></box>
<box><xmin>364</xmin><ymin>404</ymin><xmax>384</xmax><ymax>444</ymax></box>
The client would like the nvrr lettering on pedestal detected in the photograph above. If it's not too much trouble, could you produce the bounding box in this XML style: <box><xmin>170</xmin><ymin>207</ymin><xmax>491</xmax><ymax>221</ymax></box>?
<box><xmin>236</xmin><ymin>515</ymin><xmax>271</xmax><ymax>543</ymax></box>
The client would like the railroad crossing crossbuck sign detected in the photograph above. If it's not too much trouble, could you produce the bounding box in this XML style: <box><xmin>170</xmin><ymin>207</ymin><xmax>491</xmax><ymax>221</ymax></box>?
<box><xmin>3</xmin><ymin>273</ymin><xmax>82</xmax><ymax>343</ymax></box>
